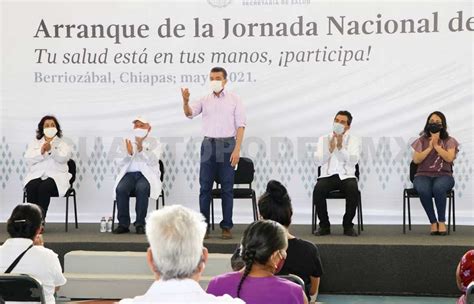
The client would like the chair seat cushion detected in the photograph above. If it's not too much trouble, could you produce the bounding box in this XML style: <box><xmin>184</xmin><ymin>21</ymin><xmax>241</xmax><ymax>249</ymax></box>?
<box><xmin>212</xmin><ymin>188</ymin><xmax>254</xmax><ymax>198</ymax></box>
<box><xmin>405</xmin><ymin>188</ymin><xmax>453</xmax><ymax>197</ymax></box>
<box><xmin>405</xmin><ymin>188</ymin><xmax>419</xmax><ymax>196</ymax></box>
<box><xmin>326</xmin><ymin>190</ymin><xmax>350</xmax><ymax>199</ymax></box>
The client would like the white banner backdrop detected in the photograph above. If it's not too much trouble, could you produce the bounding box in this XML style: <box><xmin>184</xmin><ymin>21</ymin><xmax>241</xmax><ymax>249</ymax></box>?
<box><xmin>0</xmin><ymin>0</ymin><xmax>473</xmax><ymax>225</ymax></box>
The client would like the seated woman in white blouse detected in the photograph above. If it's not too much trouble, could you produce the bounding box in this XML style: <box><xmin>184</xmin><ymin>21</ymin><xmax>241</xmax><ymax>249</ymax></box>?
<box><xmin>24</xmin><ymin>115</ymin><xmax>72</xmax><ymax>221</ymax></box>
<box><xmin>0</xmin><ymin>203</ymin><xmax>67</xmax><ymax>304</ymax></box>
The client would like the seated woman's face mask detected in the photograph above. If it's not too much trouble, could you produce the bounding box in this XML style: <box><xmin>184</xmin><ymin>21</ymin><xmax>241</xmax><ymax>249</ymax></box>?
<box><xmin>43</xmin><ymin>127</ymin><xmax>57</xmax><ymax>138</ymax></box>
<box><xmin>428</xmin><ymin>123</ymin><xmax>443</xmax><ymax>134</ymax></box>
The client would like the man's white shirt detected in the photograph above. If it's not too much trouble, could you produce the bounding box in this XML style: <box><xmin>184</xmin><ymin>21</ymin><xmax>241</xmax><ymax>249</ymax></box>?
<box><xmin>119</xmin><ymin>278</ymin><xmax>244</xmax><ymax>304</ymax></box>
<box><xmin>314</xmin><ymin>131</ymin><xmax>362</xmax><ymax>179</ymax></box>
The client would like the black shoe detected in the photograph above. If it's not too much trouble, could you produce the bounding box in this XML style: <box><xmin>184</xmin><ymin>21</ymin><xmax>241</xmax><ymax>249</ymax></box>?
<box><xmin>343</xmin><ymin>227</ymin><xmax>358</xmax><ymax>237</ymax></box>
<box><xmin>113</xmin><ymin>226</ymin><xmax>130</xmax><ymax>234</ymax></box>
<box><xmin>314</xmin><ymin>227</ymin><xmax>331</xmax><ymax>236</ymax></box>
<box><xmin>136</xmin><ymin>225</ymin><xmax>145</xmax><ymax>235</ymax></box>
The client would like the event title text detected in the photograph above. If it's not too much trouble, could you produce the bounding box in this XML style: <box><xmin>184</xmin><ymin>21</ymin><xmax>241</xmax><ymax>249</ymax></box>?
<box><xmin>33</xmin><ymin>11</ymin><xmax>473</xmax><ymax>44</ymax></box>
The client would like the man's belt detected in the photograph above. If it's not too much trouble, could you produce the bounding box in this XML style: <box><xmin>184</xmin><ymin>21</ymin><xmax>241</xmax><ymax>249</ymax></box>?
<box><xmin>204</xmin><ymin>136</ymin><xmax>235</xmax><ymax>141</ymax></box>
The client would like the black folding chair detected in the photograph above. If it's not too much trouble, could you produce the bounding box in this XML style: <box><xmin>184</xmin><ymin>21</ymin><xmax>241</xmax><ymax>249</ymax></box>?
<box><xmin>23</xmin><ymin>159</ymin><xmax>78</xmax><ymax>232</ymax></box>
<box><xmin>312</xmin><ymin>164</ymin><xmax>363</xmax><ymax>235</ymax></box>
<box><xmin>403</xmin><ymin>161</ymin><xmax>455</xmax><ymax>234</ymax></box>
<box><xmin>112</xmin><ymin>159</ymin><xmax>165</xmax><ymax>230</ymax></box>
<box><xmin>278</xmin><ymin>274</ymin><xmax>306</xmax><ymax>291</ymax></box>
<box><xmin>466</xmin><ymin>281</ymin><xmax>474</xmax><ymax>304</ymax></box>
<box><xmin>0</xmin><ymin>274</ymin><xmax>45</xmax><ymax>304</ymax></box>
<box><xmin>210</xmin><ymin>157</ymin><xmax>258</xmax><ymax>230</ymax></box>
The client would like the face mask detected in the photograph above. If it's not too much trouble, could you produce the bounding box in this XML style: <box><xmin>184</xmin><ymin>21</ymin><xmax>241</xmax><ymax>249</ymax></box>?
<box><xmin>274</xmin><ymin>255</ymin><xmax>286</xmax><ymax>274</ymax></box>
<box><xmin>210</xmin><ymin>80</ymin><xmax>223</xmax><ymax>93</ymax></box>
<box><xmin>428</xmin><ymin>123</ymin><xmax>443</xmax><ymax>134</ymax></box>
<box><xmin>133</xmin><ymin>128</ymin><xmax>149</xmax><ymax>138</ymax></box>
<box><xmin>333</xmin><ymin>122</ymin><xmax>345</xmax><ymax>135</ymax></box>
<box><xmin>43</xmin><ymin>127</ymin><xmax>57</xmax><ymax>138</ymax></box>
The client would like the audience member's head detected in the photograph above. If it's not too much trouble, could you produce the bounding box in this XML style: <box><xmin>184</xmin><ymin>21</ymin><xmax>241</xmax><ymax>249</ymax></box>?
<box><xmin>258</xmin><ymin>180</ymin><xmax>293</xmax><ymax>227</ymax></box>
<box><xmin>231</xmin><ymin>246</ymin><xmax>245</xmax><ymax>271</ymax></box>
<box><xmin>145</xmin><ymin>205</ymin><xmax>208</xmax><ymax>281</ymax></box>
<box><xmin>237</xmin><ymin>220</ymin><xmax>288</xmax><ymax>296</ymax></box>
<box><xmin>456</xmin><ymin>250</ymin><xmax>474</xmax><ymax>292</ymax></box>
<box><xmin>230</xmin><ymin>180</ymin><xmax>292</xmax><ymax>271</ymax></box>
<box><xmin>7</xmin><ymin>203</ymin><xmax>43</xmax><ymax>240</ymax></box>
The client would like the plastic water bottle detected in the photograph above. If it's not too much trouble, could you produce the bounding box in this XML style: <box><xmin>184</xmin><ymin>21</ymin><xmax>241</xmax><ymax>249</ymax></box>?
<box><xmin>100</xmin><ymin>217</ymin><xmax>107</xmax><ymax>233</ymax></box>
<box><xmin>106</xmin><ymin>217</ymin><xmax>113</xmax><ymax>232</ymax></box>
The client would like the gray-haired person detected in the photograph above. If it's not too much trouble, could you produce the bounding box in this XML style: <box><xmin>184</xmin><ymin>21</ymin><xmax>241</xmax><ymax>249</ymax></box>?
<box><xmin>119</xmin><ymin>205</ymin><xmax>244</xmax><ymax>303</ymax></box>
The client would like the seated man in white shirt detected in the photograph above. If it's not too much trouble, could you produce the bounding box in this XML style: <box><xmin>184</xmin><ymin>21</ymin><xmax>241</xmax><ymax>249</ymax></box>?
<box><xmin>313</xmin><ymin>111</ymin><xmax>362</xmax><ymax>237</ymax></box>
<box><xmin>0</xmin><ymin>204</ymin><xmax>67</xmax><ymax>304</ymax></box>
<box><xmin>120</xmin><ymin>205</ymin><xmax>244</xmax><ymax>304</ymax></box>
<box><xmin>113</xmin><ymin>116</ymin><xmax>162</xmax><ymax>234</ymax></box>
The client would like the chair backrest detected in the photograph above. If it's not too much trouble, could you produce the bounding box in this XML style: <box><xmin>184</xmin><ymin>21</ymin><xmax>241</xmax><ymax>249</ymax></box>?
<box><xmin>409</xmin><ymin>161</ymin><xmax>454</xmax><ymax>183</ymax></box>
<box><xmin>467</xmin><ymin>281</ymin><xmax>474</xmax><ymax>304</ymax></box>
<box><xmin>215</xmin><ymin>157</ymin><xmax>255</xmax><ymax>186</ymax></box>
<box><xmin>234</xmin><ymin>157</ymin><xmax>255</xmax><ymax>185</ymax></box>
<box><xmin>67</xmin><ymin>159</ymin><xmax>76</xmax><ymax>185</ymax></box>
<box><xmin>317</xmin><ymin>163</ymin><xmax>360</xmax><ymax>180</ymax></box>
<box><xmin>159</xmin><ymin>159</ymin><xmax>164</xmax><ymax>182</ymax></box>
<box><xmin>409</xmin><ymin>161</ymin><xmax>418</xmax><ymax>183</ymax></box>
<box><xmin>278</xmin><ymin>274</ymin><xmax>306</xmax><ymax>291</ymax></box>
<box><xmin>0</xmin><ymin>273</ymin><xmax>45</xmax><ymax>304</ymax></box>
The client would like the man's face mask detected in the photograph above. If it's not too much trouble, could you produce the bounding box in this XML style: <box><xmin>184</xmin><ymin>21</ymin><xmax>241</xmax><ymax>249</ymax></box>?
<box><xmin>333</xmin><ymin>122</ymin><xmax>345</xmax><ymax>135</ymax></box>
<box><xmin>210</xmin><ymin>80</ymin><xmax>223</xmax><ymax>93</ymax></box>
<box><xmin>134</xmin><ymin>128</ymin><xmax>149</xmax><ymax>138</ymax></box>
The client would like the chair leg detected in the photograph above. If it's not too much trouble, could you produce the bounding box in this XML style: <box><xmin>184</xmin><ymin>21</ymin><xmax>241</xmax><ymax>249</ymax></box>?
<box><xmin>211</xmin><ymin>198</ymin><xmax>215</xmax><ymax>231</ymax></box>
<box><xmin>65</xmin><ymin>196</ymin><xmax>69</xmax><ymax>232</ymax></box>
<box><xmin>403</xmin><ymin>192</ymin><xmax>406</xmax><ymax>234</ymax></box>
<box><xmin>112</xmin><ymin>200</ymin><xmax>116</xmax><ymax>231</ymax></box>
<box><xmin>448</xmin><ymin>194</ymin><xmax>452</xmax><ymax>235</ymax></box>
<box><xmin>452</xmin><ymin>191</ymin><xmax>456</xmax><ymax>232</ymax></box>
<box><xmin>161</xmin><ymin>190</ymin><xmax>165</xmax><ymax>207</ymax></box>
<box><xmin>407</xmin><ymin>197</ymin><xmax>412</xmax><ymax>231</ymax></box>
<box><xmin>357</xmin><ymin>202</ymin><xmax>361</xmax><ymax>235</ymax></box>
<box><xmin>156</xmin><ymin>198</ymin><xmax>159</xmax><ymax>210</ymax></box>
<box><xmin>73</xmin><ymin>192</ymin><xmax>78</xmax><ymax>229</ymax></box>
<box><xmin>252</xmin><ymin>193</ymin><xmax>258</xmax><ymax>221</ymax></box>
<box><xmin>358</xmin><ymin>191</ymin><xmax>364</xmax><ymax>231</ymax></box>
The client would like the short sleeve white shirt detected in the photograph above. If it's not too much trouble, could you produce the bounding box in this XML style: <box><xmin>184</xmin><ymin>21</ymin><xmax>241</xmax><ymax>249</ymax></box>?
<box><xmin>0</xmin><ymin>238</ymin><xmax>67</xmax><ymax>304</ymax></box>
<box><xmin>120</xmin><ymin>278</ymin><xmax>244</xmax><ymax>304</ymax></box>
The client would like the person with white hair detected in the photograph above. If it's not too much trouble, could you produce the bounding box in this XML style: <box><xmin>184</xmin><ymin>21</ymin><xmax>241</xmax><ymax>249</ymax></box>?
<box><xmin>112</xmin><ymin>116</ymin><xmax>162</xmax><ymax>234</ymax></box>
<box><xmin>119</xmin><ymin>205</ymin><xmax>244</xmax><ymax>303</ymax></box>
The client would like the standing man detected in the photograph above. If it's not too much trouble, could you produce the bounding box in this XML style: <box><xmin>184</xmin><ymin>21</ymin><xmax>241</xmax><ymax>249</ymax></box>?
<box><xmin>313</xmin><ymin>111</ymin><xmax>361</xmax><ymax>237</ymax></box>
<box><xmin>113</xmin><ymin>116</ymin><xmax>162</xmax><ymax>235</ymax></box>
<box><xmin>181</xmin><ymin>67</ymin><xmax>246</xmax><ymax>239</ymax></box>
